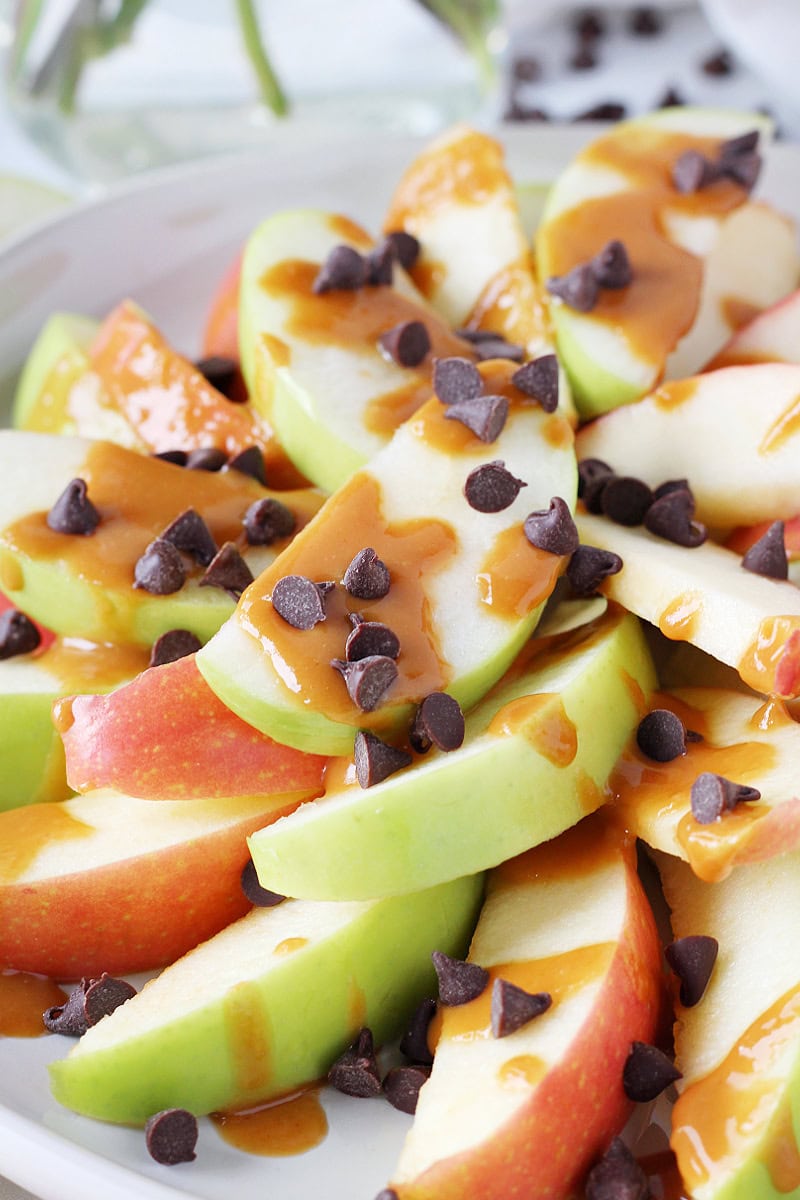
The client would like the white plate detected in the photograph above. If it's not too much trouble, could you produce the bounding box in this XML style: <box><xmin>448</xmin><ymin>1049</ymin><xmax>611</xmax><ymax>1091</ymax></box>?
<box><xmin>1</xmin><ymin>124</ymin><xmax>799</xmax><ymax>1200</ymax></box>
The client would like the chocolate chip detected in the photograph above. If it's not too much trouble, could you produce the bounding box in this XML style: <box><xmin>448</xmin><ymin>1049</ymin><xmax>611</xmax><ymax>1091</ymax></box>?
<box><xmin>546</xmin><ymin>263</ymin><xmax>600</xmax><ymax>312</ymax></box>
<box><xmin>272</xmin><ymin>575</ymin><xmax>333</xmax><ymax>629</ymax></box>
<box><xmin>399</xmin><ymin>997</ymin><xmax>436</xmax><ymax>1065</ymax></box>
<box><xmin>43</xmin><ymin>987</ymin><xmax>90</xmax><ymax>1036</ymax></box>
<box><xmin>333</xmin><ymin>655</ymin><xmax>398</xmax><ymax>711</ymax></box>
<box><xmin>471</xmin><ymin>337</ymin><xmax>525</xmax><ymax>363</ymax></box>
<box><xmin>573</xmin><ymin>102</ymin><xmax>628</xmax><ymax>122</ymax></box>
<box><xmin>199</xmin><ymin>542</ymin><xmax>254</xmax><ymax>599</ymax></box>
<box><xmin>343</xmin><ymin>547</ymin><xmax>391</xmax><ymax>600</ymax></box>
<box><xmin>240</xmin><ymin>860</ymin><xmax>285</xmax><ymax>907</ymax></box>
<box><xmin>432</xmin><ymin>951</ymin><xmax>489</xmax><ymax>1006</ymax></box>
<box><xmin>354</xmin><ymin>730</ymin><xmax>413</xmax><ymax>788</ymax></box>
<box><xmin>601</xmin><ymin>476</ymin><xmax>653</xmax><ymax>526</ymax></box>
<box><xmin>567</xmin><ymin>545</ymin><xmax>623</xmax><ymax>596</ymax></box>
<box><xmin>690</xmin><ymin>771</ymin><xmax>761</xmax><ymax>824</ymax></box>
<box><xmin>644</xmin><ymin>487</ymin><xmax>707</xmax><ymax>547</ymax></box>
<box><xmin>445</xmin><ymin>394</ymin><xmax>509</xmax><ymax>443</ymax></box>
<box><xmin>585</xmin><ymin>1137</ymin><xmax>650</xmax><ymax>1200</ymax></box>
<box><xmin>511</xmin><ymin>354</ymin><xmax>560</xmax><ymax>412</ymax></box>
<box><xmin>702</xmin><ymin>48</ymin><xmax>733</xmax><ymax>76</ymax></box>
<box><xmin>243</xmin><ymin>497</ymin><xmax>296</xmax><ymax>546</ymax></box>
<box><xmin>577</xmin><ymin>458</ymin><xmax>614</xmax><ymax>500</ymax></box>
<box><xmin>366</xmin><ymin>239</ymin><xmax>396</xmax><ymax>287</ymax></box>
<box><xmin>512</xmin><ymin>55</ymin><xmax>541</xmax><ymax>82</ymax></box>
<box><xmin>313</xmin><ymin>245</ymin><xmax>368</xmax><ymax>294</ymax></box>
<box><xmin>574</xmin><ymin>9</ymin><xmax>605</xmax><ymax>39</ymax></box>
<box><xmin>345</xmin><ymin>620</ymin><xmax>400</xmax><ymax>662</ymax></box>
<box><xmin>665</xmin><ymin>935</ymin><xmax>719</xmax><ymax>1007</ymax></box>
<box><xmin>328</xmin><ymin>1028</ymin><xmax>382</xmax><ymax>1097</ymax></box>
<box><xmin>491</xmin><ymin>979</ymin><xmax>551</xmax><ymax>1038</ymax></box>
<box><xmin>629</xmin><ymin>6</ymin><xmax>663</xmax><ymax>35</ymax></box>
<box><xmin>464</xmin><ymin>460</ymin><xmax>527</xmax><ymax>513</ymax></box>
<box><xmin>504</xmin><ymin>101</ymin><xmax>550</xmax><ymax>123</ymax></box>
<box><xmin>723</xmin><ymin>150</ymin><xmax>761</xmax><ymax>191</ymax></box>
<box><xmin>410</xmin><ymin>692</ymin><xmax>465</xmax><ymax>754</ymax></box>
<box><xmin>433</xmin><ymin>356</ymin><xmax>483</xmax><ymax>405</ymax></box>
<box><xmin>83</xmin><ymin>973</ymin><xmax>137</xmax><ymax>1026</ymax></box>
<box><xmin>47</xmin><ymin>478</ymin><xmax>101</xmax><ymax>536</ymax></box>
<box><xmin>570</xmin><ymin>44</ymin><xmax>598</xmax><ymax>71</ymax></box>
<box><xmin>672</xmin><ymin>149</ymin><xmax>719</xmax><ymax>194</ymax></box>
<box><xmin>154</xmin><ymin>449</ymin><xmax>189</xmax><ymax>466</ymax></box>
<box><xmin>383</xmin><ymin>1064</ymin><xmax>431</xmax><ymax>1114</ymax></box>
<box><xmin>623</xmin><ymin>1041</ymin><xmax>682</xmax><ymax>1102</ymax></box>
<box><xmin>161</xmin><ymin>508</ymin><xmax>218</xmax><ymax>567</ymax></box>
<box><xmin>195</xmin><ymin>354</ymin><xmax>238</xmax><ymax>399</ymax></box>
<box><xmin>144</xmin><ymin>1108</ymin><xmax>198</xmax><ymax>1165</ymax></box>
<box><xmin>653</xmin><ymin>478</ymin><xmax>690</xmax><ymax>501</ymax></box>
<box><xmin>148</xmin><ymin>629</ymin><xmax>202</xmax><ymax>668</ymax></box>
<box><xmin>384</xmin><ymin>230</ymin><xmax>421</xmax><ymax>272</ymax></box>
<box><xmin>659</xmin><ymin>85</ymin><xmax>685</xmax><ymax>108</ymax></box>
<box><xmin>523</xmin><ymin>497</ymin><xmax>579</xmax><ymax>556</ymax></box>
<box><xmin>0</xmin><ymin>609</ymin><xmax>40</xmax><ymax>660</ymax></box>
<box><xmin>374</xmin><ymin>1192</ymin><xmax>400</xmax><ymax>1200</ymax></box>
<box><xmin>741</xmin><ymin>520</ymin><xmax>788</xmax><ymax>580</ymax></box>
<box><xmin>591</xmin><ymin>240</ymin><xmax>632</xmax><ymax>289</ymax></box>
<box><xmin>186</xmin><ymin>446</ymin><xmax>227</xmax><ymax>472</ymax></box>
<box><xmin>720</xmin><ymin>130</ymin><xmax>760</xmax><ymax>160</ymax></box>
<box><xmin>379</xmin><ymin>320</ymin><xmax>431</xmax><ymax>368</ymax></box>
<box><xmin>636</xmin><ymin>709</ymin><xmax>687</xmax><ymax>762</ymax></box>
<box><xmin>226</xmin><ymin>445</ymin><xmax>267</xmax><ymax>484</ymax></box>
<box><xmin>133</xmin><ymin>539</ymin><xmax>186</xmax><ymax>595</ymax></box>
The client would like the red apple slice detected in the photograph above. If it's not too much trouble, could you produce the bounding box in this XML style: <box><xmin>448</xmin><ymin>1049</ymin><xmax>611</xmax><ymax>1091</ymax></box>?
<box><xmin>706</xmin><ymin>287</ymin><xmax>800</xmax><ymax>369</ymax></box>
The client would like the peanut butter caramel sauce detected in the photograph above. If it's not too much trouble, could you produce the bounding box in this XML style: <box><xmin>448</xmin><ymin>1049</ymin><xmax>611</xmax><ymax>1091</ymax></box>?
<box><xmin>0</xmin><ymin>803</ymin><xmax>91</xmax><ymax>883</ymax></box>
<box><xmin>212</xmin><ymin>1088</ymin><xmax>328</xmax><ymax>1156</ymax></box>
<box><xmin>476</xmin><ymin>526</ymin><xmax>563</xmax><ymax>620</ymax></box>
<box><xmin>0</xmin><ymin>969</ymin><xmax>67</xmax><ymax>1037</ymax></box>
<box><xmin>494</xmin><ymin>810</ymin><xmax>625</xmax><ymax>889</ymax></box>
<box><xmin>464</xmin><ymin>256</ymin><xmax>552</xmax><ymax>349</ymax></box>
<box><xmin>223</xmin><ymin>979</ymin><xmax>273</xmax><ymax>1095</ymax></box>
<box><xmin>488</xmin><ymin>693</ymin><xmax>578</xmax><ymax>766</ymax></box>
<box><xmin>739</xmin><ymin>616</ymin><xmax>800</xmax><ymax>696</ymax></box>
<box><xmin>720</xmin><ymin>295</ymin><xmax>762</xmax><ymax>333</ymax></box>
<box><xmin>43</xmin><ymin>637</ymin><xmax>150</xmax><ymax>693</ymax></box>
<box><xmin>759</xmin><ymin>393</ymin><xmax>800</xmax><ymax>455</ymax></box>
<box><xmin>658</xmin><ymin>592</ymin><xmax>704</xmax><ymax>642</ymax></box>
<box><xmin>384</xmin><ymin>128</ymin><xmax>509</xmax><ymax>226</ymax></box>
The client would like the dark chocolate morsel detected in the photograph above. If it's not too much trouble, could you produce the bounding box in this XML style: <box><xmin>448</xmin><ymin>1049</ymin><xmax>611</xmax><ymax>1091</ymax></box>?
<box><xmin>83</xmin><ymin>973</ymin><xmax>137</xmax><ymax>1026</ymax></box>
<box><xmin>470</xmin><ymin>337</ymin><xmax>525</xmax><ymax>363</ymax></box>
<box><xmin>464</xmin><ymin>460</ymin><xmax>527</xmax><ymax>513</ymax></box>
<box><xmin>644</xmin><ymin>487</ymin><xmax>707</xmax><ymax>547</ymax></box>
<box><xmin>410</xmin><ymin>692</ymin><xmax>465</xmax><ymax>754</ymax></box>
<box><xmin>665</xmin><ymin>934</ymin><xmax>719</xmax><ymax>1007</ymax></box>
<box><xmin>366</xmin><ymin>238</ymin><xmax>396</xmax><ymax>287</ymax></box>
<box><xmin>185</xmin><ymin>446</ymin><xmax>227</xmax><ymax>472</ymax></box>
<box><xmin>523</xmin><ymin>497</ymin><xmax>580</xmax><ymax>556</ymax></box>
<box><xmin>154</xmin><ymin>449</ymin><xmax>189</xmax><ymax>466</ymax></box>
<box><xmin>570</xmin><ymin>44</ymin><xmax>597</xmax><ymax>71</ymax></box>
<box><xmin>161</xmin><ymin>508</ymin><xmax>218</xmax><ymax>567</ymax></box>
<box><xmin>741</xmin><ymin>520</ymin><xmax>788</xmax><ymax>580</ymax></box>
<box><xmin>194</xmin><ymin>354</ymin><xmax>238</xmax><ymax>399</ymax></box>
<box><xmin>444</xmin><ymin>394</ymin><xmax>509</xmax><ymax>443</ymax></box>
<box><xmin>343</xmin><ymin>547</ymin><xmax>391</xmax><ymax>600</ymax></box>
<box><xmin>546</xmin><ymin>263</ymin><xmax>599</xmax><ymax>312</ymax></box>
<box><xmin>133</xmin><ymin>539</ymin><xmax>186</xmax><ymax>595</ymax></box>
<box><xmin>511</xmin><ymin>354</ymin><xmax>560</xmax><ymax>412</ymax></box>
<box><xmin>577</xmin><ymin>457</ymin><xmax>614</xmax><ymax>500</ymax></box>
<box><xmin>432</xmin><ymin>950</ymin><xmax>489</xmax><ymax>1006</ymax></box>
<box><xmin>690</xmin><ymin>771</ymin><xmax>761</xmax><ymax>824</ymax></box>
<box><xmin>566</xmin><ymin>545</ymin><xmax>623</xmax><ymax>597</ymax></box>
<box><xmin>623</xmin><ymin>1041</ymin><xmax>682</xmax><ymax>1102</ymax></box>
<box><xmin>313</xmin><ymin>244</ymin><xmax>368</xmax><ymax>293</ymax></box>
<box><xmin>345</xmin><ymin>620</ymin><xmax>400</xmax><ymax>662</ymax></box>
<box><xmin>636</xmin><ymin>709</ymin><xmax>687</xmax><ymax>762</ymax></box>
<box><xmin>672</xmin><ymin>149</ymin><xmax>719</xmax><ymax>194</ymax></box>
<box><xmin>354</xmin><ymin>730</ymin><xmax>413</xmax><ymax>788</ymax></box>
<box><xmin>572</xmin><ymin>101</ymin><xmax>627</xmax><ymax>122</ymax></box>
<box><xmin>383</xmin><ymin>1064</ymin><xmax>431</xmax><ymax>1114</ymax></box>
<box><xmin>199</xmin><ymin>542</ymin><xmax>254</xmax><ymax>599</ymax></box>
<box><xmin>659</xmin><ymin>85</ymin><xmax>685</xmax><ymax>108</ymax></box>
<box><xmin>629</xmin><ymin>6</ymin><xmax>663</xmax><ymax>35</ymax></box>
<box><xmin>225</xmin><ymin>445</ymin><xmax>267</xmax><ymax>484</ymax></box>
<box><xmin>573</xmin><ymin>9</ymin><xmax>605</xmax><ymax>39</ymax></box>
<box><xmin>43</xmin><ymin>986</ymin><xmax>91</xmax><ymax>1036</ymax></box>
<box><xmin>585</xmin><ymin>1137</ymin><xmax>650</xmax><ymax>1200</ymax></box>
<box><xmin>144</xmin><ymin>1108</ymin><xmax>198</xmax><ymax>1165</ymax></box>
<box><xmin>243</xmin><ymin>497</ymin><xmax>296</xmax><ymax>546</ymax></box>
<box><xmin>512</xmin><ymin>54</ymin><xmax>542</xmax><ymax>81</ymax></box>
<box><xmin>47</xmin><ymin>478</ymin><xmax>101</xmax><ymax>536</ymax></box>
<box><xmin>591</xmin><ymin>239</ymin><xmax>633</xmax><ymax>289</ymax></box>
<box><xmin>328</xmin><ymin>1028</ymin><xmax>382</xmax><ymax>1098</ymax></box>
<box><xmin>333</xmin><ymin>654</ymin><xmax>398</xmax><ymax>712</ymax></box>
<box><xmin>702</xmin><ymin>47</ymin><xmax>733</xmax><ymax>76</ymax></box>
<box><xmin>384</xmin><ymin>229</ymin><xmax>421</xmax><ymax>271</ymax></box>
<box><xmin>379</xmin><ymin>320</ymin><xmax>431</xmax><ymax>368</ymax></box>
<box><xmin>433</xmin><ymin>356</ymin><xmax>483</xmax><ymax>406</ymax></box>
<box><xmin>653</xmin><ymin>477</ymin><xmax>690</xmax><ymax>500</ymax></box>
<box><xmin>374</xmin><ymin>1192</ymin><xmax>400</xmax><ymax>1200</ymax></box>
<box><xmin>148</xmin><ymin>629</ymin><xmax>202</xmax><ymax>668</ymax></box>
<box><xmin>240</xmin><ymin>859</ymin><xmax>285</xmax><ymax>907</ymax></box>
<box><xmin>724</xmin><ymin>150</ymin><xmax>761</xmax><ymax>190</ymax></box>
<box><xmin>399</xmin><ymin>996</ymin><xmax>437</xmax><ymax>1065</ymax></box>
<box><xmin>491</xmin><ymin>979</ymin><xmax>552</xmax><ymax>1038</ymax></box>
<box><xmin>0</xmin><ymin>609</ymin><xmax>41</xmax><ymax>660</ymax></box>
<box><xmin>720</xmin><ymin>129</ymin><xmax>760</xmax><ymax>160</ymax></box>
<box><xmin>272</xmin><ymin>575</ymin><xmax>333</xmax><ymax>629</ymax></box>
<box><xmin>601</xmin><ymin>475</ymin><xmax>653</xmax><ymax>526</ymax></box>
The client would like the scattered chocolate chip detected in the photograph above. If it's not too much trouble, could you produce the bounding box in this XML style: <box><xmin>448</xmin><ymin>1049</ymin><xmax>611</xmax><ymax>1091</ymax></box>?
<box><xmin>333</xmin><ymin>655</ymin><xmax>398</xmax><ymax>712</ymax></box>
<box><xmin>504</xmin><ymin>101</ymin><xmax>550</xmax><ymax>123</ymax></box>
<box><xmin>574</xmin><ymin>9</ymin><xmax>605</xmax><ymax>39</ymax></box>
<box><xmin>471</xmin><ymin>337</ymin><xmax>525</xmax><ymax>363</ymax></box>
<box><xmin>653</xmin><ymin>477</ymin><xmax>689</xmax><ymax>501</ymax></box>
<box><xmin>644</xmin><ymin>487</ymin><xmax>707</xmax><ymax>547</ymax></box>
<box><xmin>199</xmin><ymin>542</ymin><xmax>254</xmax><ymax>598</ymax></box>
<box><xmin>375</xmin><ymin>1190</ymin><xmax>400</xmax><ymax>1200</ymax></box>
<box><xmin>512</xmin><ymin>55</ymin><xmax>541</xmax><ymax>82</ymax></box>
<box><xmin>383</xmin><ymin>1064</ymin><xmax>431</xmax><ymax>1114</ymax></box>
<box><xmin>44</xmin><ymin>973</ymin><xmax>137</xmax><ymax>1036</ymax></box>
<box><xmin>636</xmin><ymin>709</ymin><xmax>687</xmax><ymax>762</ymax></box>
<box><xmin>410</xmin><ymin>692</ymin><xmax>465</xmax><ymax>754</ymax></box>
<box><xmin>161</xmin><ymin>508</ymin><xmax>218</xmax><ymax>567</ymax></box>
<box><xmin>154</xmin><ymin>449</ymin><xmax>189</xmax><ymax>466</ymax></box>
<box><xmin>47</xmin><ymin>478</ymin><xmax>101</xmax><ymax>536</ymax></box>
<box><xmin>659</xmin><ymin>85</ymin><xmax>685</xmax><ymax>108</ymax></box>
<box><xmin>720</xmin><ymin>130</ymin><xmax>760</xmax><ymax>160</ymax></box>
<box><xmin>690</xmin><ymin>771</ymin><xmax>761</xmax><ymax>824</ymax></box>
<box><xmin>144</xmin><ymin>1108</ymin><xmax>198</xmax><ymax>1165</ymax></box>
<box><xmin>577</xmin><ymin>458</ymin><xmax>614</xmax><ymax>500</ymax></box>
<box><xmin>43</xmin><ymin>987</ymin><xmax>90</xmax><ymax>1036</ymax></box>
<box><xmin>133</xmin><ymin>539</ymin><xmax>186</xmax><ymax>595</ymax></box>
<box><xmin>384</xmin><ymin>230</ymin><xmax>421</xmax><ymax>272</ymax></box>
<box><xmin>464</xmin><ymin>460</ymin><xmax>527</xmax><ymax>513</ymax></box>
<box><xmin>570</xmin><ymin>44</ymin><xmax>598</xmax><ymax>71</ymax></box>
<box><xmin>241</xmin><ymin>859</ymin><xmax>285</xmax><ymax>907</ymax></box>
<box><xmin>629</xmin><ymin>6</ymin><xmax>663</xmax><ymax>35</ymax></box>
<box><xmin>672</xmin><ymin>149</ymin><xmax>719</xmax><ymax>194</ymax></box>
<box><xmin>512</xmin><ymin>354</ymin><xmax>560</xmax><ymax>412</ymax></box>
<box><xmin>566</xmin><ymin>544</ymin><xmax>623</xmax><ymax>596</ymax></box>
<box><xmin>243</xmin><ymin>497</ymin><xmax>296</xmax><ymax>546</ymax></box>
<box><xmin>226</xmin><ymin>445</ymin><xmax>267</xmax><ymax>484</ymax></box>
<box><xmin>148</xmin><ymin>629</ymin><xmax>202</xmax><ymax>668</ymax></box>
<box><xmin>195</xmin><ymin>354</ymin><xmax>238</xmax><ymax>398</ymax></box>
<box><xmin>366</xmin><ymin>238</ymin><xmax>396</xmax><ymax>287</ymax></box>
<box><xmin>354</xmin><ymin>729</ymin><xmax>413</xmax><ymax>788</ymax></box>
<box><xmin>702</xmin><ymin>47</ymin><xmax>734</xmax><ymax>77</ymax></box>
<box><xmin>491</xmin><ymin>979</ymin><xmax>551</xmax><ymax>1038</ymax></box>
<box><xmin>723</xmin><ymin>150</ymin><xmax>761</xmax><ymax>190</ymax></box>
<box><xmin>546</xmin><ymin>263</ymin><xmax>600</xmax><ymax>313</ymax></box>
<box><xmin>313</xmin><ymin>244</ymin><xmax>368</xmax><ymax>294</ymax></box>
<box><xmin>741</xmin><ymin>520</ymin><xmax>788</xmax><ymax>580</ymax></box>
<box><xmin>524</xmin><ymin>497</ymin><xmax>580</xmax><ymax>556</ymax></box>
<box><xmin>185</xmin><ymin>446</ymin><xmax>227</xmax><ymax>472</ymax></box>
<box><xmin>585</xmin><ymin>1137</ymin><xmax>650</xmax><ymax>1200</ymax></box>
<box><xmin>0</xmin><ymin>609</ymin><xmax>40</xmax><ymax>660</ymax></box>
<box><xmin>345</xmin><ymin>620</ymin><xmax>400</xmax><ymax>662</ymax></box>
<box><xmin>454</xmin><ymin>328</ymin><xmax>502</xmax><ymax>345</ymax></box>
<box><xmin>623</xmin><ymin>1041</ymin><xmax>682</xmax><ymax>1102</ymax></box>
<box><xmin>573</xmin><ymin>101</ymin><xmax>627</xmax><ymax>122</ymax></box>
<box><xmin>379</xmin><ymin>320</ymin><xmax>431</xmax><ymax>368</ymax></box>
<box><xmin>343</xmin><ymin>547</ymin><xmax>391</xmax><ymax>600</ymax></box>
<box><xmin>272</xmin><ymin>575</ymin><xmax>333</xmax><ymax>630</ymax></box>
<box><xmin>445</xmin><ymin>394</ymin><xmax>509</xmax><ymax>443</ymax></box>
<box><xmin>399</xmin><ymin>997</ymin><xmax>436</xmax><ymax>1065</ymax></box>
<box><xmin>601</xmin><ymin>476</ymin><xmax>653</xmax><ymax>526</ymax></box>
<box><xmin>665</xmin><ymin>935</ymin><xmax>719</xmax><ymax>1007</ymax></box>
<box><xmin>328</xmin><ymin>1028</ymin><xmax>382</xmax><ymax>1097</ymax></box>
<box><xmin>433</xmin><ymin>356</ymin><xmax>483</xmax><ymax>405</ymax></box>
<box><xmin>591</xmin><ymin>240</ymin><xmax>632</xmax><ymax>289</ymax></box>
<box><xmin>432</xmin><ymin>951</ymin><xmax>489</xmax><ymax>1006</ymax></box>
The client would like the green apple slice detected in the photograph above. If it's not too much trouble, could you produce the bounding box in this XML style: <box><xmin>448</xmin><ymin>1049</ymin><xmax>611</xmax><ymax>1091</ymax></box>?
<box><xmin>48</xmin><ymin>871</ymin><xmax>483</xmax><ymax>1123</ymax></box>
<box><xmin>197</xmin><ymin>360</ymin><xmax>578</xmax><ymax>756</ymax></box>
<box><xmin>247</xmin><ymin>604</ymin><xmax>654</xmax><ymax>900</ymax></box>
<box><xmin>12</xmin><ymin>312</ymin><xmax>100</xmax><ymax>432</ymax></box>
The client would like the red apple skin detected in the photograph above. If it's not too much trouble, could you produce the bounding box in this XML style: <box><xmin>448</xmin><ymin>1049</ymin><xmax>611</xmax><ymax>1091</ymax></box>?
<box><xmin>59</xmin><ymin>654</ymin><xmax>328</xmax><ymax>801</ymax></box>
<box><xmin>394</xmin><ymin>854</ymin><xmax>664</xmax><ymax>1200</ymax></box>
<box><xmin>725</xmin><ymin>515</ymin><xmax>800</xmax><ymax>558</ymax></box>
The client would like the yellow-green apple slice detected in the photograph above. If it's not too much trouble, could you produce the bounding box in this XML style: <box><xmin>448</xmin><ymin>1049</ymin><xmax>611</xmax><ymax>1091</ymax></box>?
<box><xmin>536</xmin><ymin>108</ymin><xmax>795</xmax><ymax>418</ymax></box>
<box><xmin>575</xmin><ymin>363</ymin><xmax>800</xmax><ymax>527</ymax></box>
<box><xmin>0</xmin><ymin>431</ymin><xmax>321</xmax><ymax>645</ymax></box>
<box><xmin>576</xmin><ymin>511</ymin><xmax>800</xmax><ymax>698</ymax></box>
<box><xmin>48</xmin><ymin>871</ymin><xmax>483</xmax><ymax>1123</ymax></box>
<box><xmin>59</xmin><ymin>652</ymin><xmax>327</xmax><ymax>801</ymax></box>
<box><xmin>706</xmin><ymin>287</ymin><xmax>800</xmax><ymax>369</ymax></box>
<box><xmin>238</xmin><ymin>208</ymin><xmax>469</xmax><ymax>492</ymax></box>
<box><xmin>247</xmin><ymin>603</ymin><xmax>653</xmax><ymax>900</ymax></box>
<box><xmin>12</xmin><ymin>312</ymin><xmax>99</xmax><ymax>431</ymax></box>
<box><xmin>388</xmin><ymin>813</ymin><xmax>663</xmax><ymax>1200</ymax></box>
<box><xmin>0</xmin><ymin>787</ymin><xmax>314</xmax><ymax>978</ymax></box>
<box><xmin>197</xmin><ymin>360</ymin><xmax>577</xmax><ymax>756</ymax></box>
<box><xmin>610</xmin><ymin>686</ymin><xmax>800</xmax><ymax>882</ymax></box>
<box><xmin>657</xmin><ymin>850</ymin><xmax>800</xmax><ymax>1200</ymax></box>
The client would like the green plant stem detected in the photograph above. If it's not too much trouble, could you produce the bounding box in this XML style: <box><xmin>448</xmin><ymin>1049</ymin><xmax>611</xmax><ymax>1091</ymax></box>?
<box><xmin>418</xmin><ymin>0</ymin><xmax>500</xmax><ymax>93</ymax></box>
<box><xmin>234</xmin><ymin>0</ymin><xmax>289</xmax><ymax>117</ymax></box>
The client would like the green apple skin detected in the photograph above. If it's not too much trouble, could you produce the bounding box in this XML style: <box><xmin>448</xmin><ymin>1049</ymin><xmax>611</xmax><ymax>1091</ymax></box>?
<box><xmin>12</xmin><ymin>313</ymin><xmax>98</xmax><ymax>431</ymax></box>
<box><xmin>48</xmin><ymin>872</ymin><xmax>483</xmax><ymax>1124</ymax></box>
<box><xmin>247</xmin><ymin>605</ymin><xmax>655</xmax><ymax>901</ymax></box>
<box><xmin>0</xmin><ymin>692</ymin><xmax>67</xmax><ymax>811</ymax></box>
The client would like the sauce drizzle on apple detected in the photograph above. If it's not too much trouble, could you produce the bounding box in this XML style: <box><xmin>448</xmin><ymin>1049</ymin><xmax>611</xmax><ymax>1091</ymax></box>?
<box><xmin>0</xmin><ymin>969</ymin><xmax>68</xmax><ymax>1037</ymax></box>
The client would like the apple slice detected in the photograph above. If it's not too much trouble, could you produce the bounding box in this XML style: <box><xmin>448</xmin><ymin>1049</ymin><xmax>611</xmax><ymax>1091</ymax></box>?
<box><xmin>197</xmin><ymin>360</ymin><xmax>577</xmax><ymax>756</ymax></box>
<box><xmin>60</xmin><ymin>653</ymin><xmax>328</xmax><ymax>801</ymax></box>
<box><xmin>576</xmin><ymin>511</ymin><xmax>800</xmax><ymax>697</ymax></box>
<box><xmin>657</xmin><ymin>850</ymin><xmax>800</xmax><ymax>1200</ymax></box>
<box><xmin>706</xmin><ymin>286</ymin><xmax>800</xmax><ymax>369</ymax></box>
<box><xmin>12</xmin><ymin>312</ymin><xmax>100</xmax><ymax>432</ymax></box>
<box><xmin>0</xmin><ymin>787</ymin><xmax>314</xmax><ymax>978</ymax></box>
<box><xmin>388</xmin><ymin>813</ymin><xmax>663</xmax><ymax>1200</ymax></box>
<box><xmin>48</xmin><ymin>871</ymin><xmax>483</xmax><ymax>1123</ymax></box>
<box><xmin>247</xmin><ymin>603</ymin><xmax>654</xmax><ymax>900</ymax></box>
<box><xmin>0</xmin><ymin>431</ymin><xmax>321</xmax><ymax>645</ymax></box>
<box><xmin>575</xmin><ymin>363</ymin><xmax>800</xmax><ymax>527</ymax></box>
